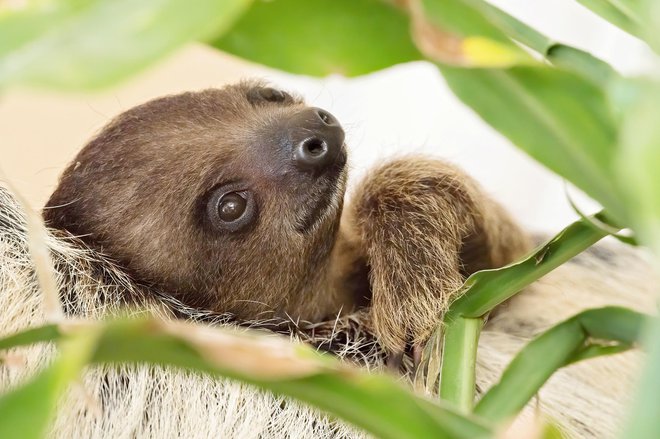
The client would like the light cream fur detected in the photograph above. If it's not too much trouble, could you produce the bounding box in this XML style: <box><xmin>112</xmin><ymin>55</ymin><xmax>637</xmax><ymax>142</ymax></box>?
<box><xmin>1</xmin><ymin>182</ymin><xmax>657</xmax><ymax>438</ymax></box>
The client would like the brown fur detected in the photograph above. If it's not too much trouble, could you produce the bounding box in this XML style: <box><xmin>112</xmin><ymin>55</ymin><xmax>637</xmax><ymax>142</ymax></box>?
<box><xmin>45</xmin><ymin>81</ymin><xmax>350</xmax><ymax>324</ymax></box>
<box><xmin>44</xmin><ymin>81</ymin><xmax>530</xmax><ymax>356</ymax></box>
<box><xmin>346</xmin><ymin>159</ymin><xmax>531</xmax><ymax>351</ymax></box>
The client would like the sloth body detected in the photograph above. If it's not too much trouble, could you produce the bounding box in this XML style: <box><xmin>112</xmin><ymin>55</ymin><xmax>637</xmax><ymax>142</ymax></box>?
<box><xmin>0</xmin><ymin>82</ymin><xmax>656</xmax><ymax>437</ymax></box>
<box><xmin>43</xmin><ymin>81</ymin><xmax>530</xmax><ymax>354</ymax></box>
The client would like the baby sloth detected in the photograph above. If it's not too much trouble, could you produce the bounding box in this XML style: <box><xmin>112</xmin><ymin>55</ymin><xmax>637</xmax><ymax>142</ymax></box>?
<box><xmin>9</xmin><ymin>80</ymin><xmax>650</xmax><ymax>438</ymax></box>
<box><xmin>44</xmin><ymin>81</ymin><xmax>531</xmax><ymax>356</ymax></box>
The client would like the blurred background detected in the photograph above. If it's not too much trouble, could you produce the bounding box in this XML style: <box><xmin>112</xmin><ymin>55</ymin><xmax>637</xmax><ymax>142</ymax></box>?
<box><xmin>1</xmin><ymin>0</ymin><xmax>656</xmax><ymax>232</ymax></box>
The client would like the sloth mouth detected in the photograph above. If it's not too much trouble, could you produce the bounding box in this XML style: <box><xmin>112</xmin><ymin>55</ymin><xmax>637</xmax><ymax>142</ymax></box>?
<box><xmin>296</xmin><ymin>185</ymin><xmax>337</xmax><ymax>233</ymax></box>
<box><xmin>295</xmin><ymin>150</ymin><xmax>346</xmax><ymax>233</ymax></box>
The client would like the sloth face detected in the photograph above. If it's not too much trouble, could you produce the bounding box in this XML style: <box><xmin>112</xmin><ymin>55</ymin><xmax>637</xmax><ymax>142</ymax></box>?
<box><xmin>44</xmin><ymin>82</ymin><xmax>348</xmax><ymax>320</ymax></box>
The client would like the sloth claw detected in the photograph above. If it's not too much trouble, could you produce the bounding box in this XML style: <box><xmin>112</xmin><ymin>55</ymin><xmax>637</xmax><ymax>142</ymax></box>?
<box><xmin>385</xmin><ymin>350</ymin><xmax>404</xmax><ymax>372</ymax></box>
<box><xmin>412</xmin><ymin>344</ymin><xmax>423</xmax><ymax>369</ymax></box>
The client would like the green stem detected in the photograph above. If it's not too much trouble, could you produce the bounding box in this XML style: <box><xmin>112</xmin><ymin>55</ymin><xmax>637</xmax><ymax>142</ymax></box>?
<box><xmin>438</xmin><ymin>213</ymin><xmax>614</xmax><ymax>408</ymax></box>
<box><xmin>439</xmin><ymin>317</ymin><xmax>483</xmax><ymax>412</ymax></box>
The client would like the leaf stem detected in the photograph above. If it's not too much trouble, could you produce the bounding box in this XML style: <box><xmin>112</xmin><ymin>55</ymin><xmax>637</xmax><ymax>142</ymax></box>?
<box><xmin>438</xmin><ymin>213</ymin><xmax>614</xmax><ymax>408</ymax></box>
<box><xmin>438</xmin><ymin>317</ymin><xmax>483</xmax><ymax>412</ymax></box>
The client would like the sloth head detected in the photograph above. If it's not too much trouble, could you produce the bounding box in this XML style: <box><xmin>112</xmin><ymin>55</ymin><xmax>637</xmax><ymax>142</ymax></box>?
<box><xmin>44</xmin><ymin>81</ymin><xmax>348</xmax><ymax>321</ymax></box>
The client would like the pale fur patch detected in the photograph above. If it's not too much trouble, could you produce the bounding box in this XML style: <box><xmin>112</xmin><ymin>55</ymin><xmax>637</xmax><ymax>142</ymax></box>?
<box><xmin>1</xmin><ymin>186</ymin><xmax>657</xmax><ymax>438</ymax></box>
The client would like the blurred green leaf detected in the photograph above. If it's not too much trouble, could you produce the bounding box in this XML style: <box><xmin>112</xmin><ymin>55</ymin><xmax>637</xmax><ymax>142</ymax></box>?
<box><xmin>0</xmin><ymin>0</ymin><xmax>252</xmax><ymax>89</ymax></box>
<box><xmin>420</xmin><ymin>0</ymin><xmax>614</xmax><ymax>81</ymax></box>
<box><xmin>212</xmin><ymin>0</ymin><xmax>613</xmax><ymax>83</ymax></box>
<box><xmin>95</xmin><ymin>319</ymin><xmax>493</xmax><ymax>439</ymax></box>
<box><xmin>615</xmin><ymin>77</ymin><xmax>660</xmax><ymax>439</ymax></box>
<box><xmin>0</xmin><ymin>324</ymin><xmax>60</xmax><ymax>351</ymax></box>
<box><xmin>0</xmin><ymin>319</ymin><xmax>493</xmax><ymax>439</ymax></box>
<box><xmin>616</xmin><ymin>79</ymin><xmax>660</xmax><ymax>250</ymax></box>
<box><xmin>419</xmin><ymin>0</ymin><xmax>523</xmax><ymax>49</ymax></box>
<box><xmin>622</xmin><ymin>317</ymin><xmax>660</xmax><ymax>439</ymax></box>
<box><xmin>465</xmin><ymin>0</ymin><xmax>550</xmax><ymax>52</ymax></box>
<box><xmin>490</xmin><ymin>9</ymin><xmax>616</xmax><ymax>85</ymax></box>
<box><xmin>214</xmin><ymin>0</ymin><xmax>422</xmax><ymax>76</ymax></box>
<box><xmin>575</xmin><ymin>0</ymin><xmax>643</xmax><ymax>39</ymax></box>
<box><xmin>576</xmin><ymin>0</ymin><xmax>660</xmax><ymax>53</ymax></box>
<box><xmin>0</xmin><ymin>327</ymin><xmax>100</xmax><ymax>439</ymax></box>
<box><xmin>546</xmin><ymin>45</ymin><xmax>616</xmax><ymax>86</ymax></box>
<box><xmin>475</xmin><ymin>307</ymin><xmax>647</xmax><ymax>423</ymax></box>
<box><xmin>439</xmin><ymin>65</ymin><xmax>625</xmax><ymax>220</ymax></box>
<box><xmin>541</xmin><ymin>422</ymin><xmax>567</xmax><ymax>439</ymax></box>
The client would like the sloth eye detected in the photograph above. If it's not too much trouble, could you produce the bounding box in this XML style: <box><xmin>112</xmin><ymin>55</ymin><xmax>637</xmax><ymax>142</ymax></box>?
<box><xmin>218</xmin><ymin>192</ymin><xmax>247</xmax><ymax>222</ymax></box>
<box><xmin>206</xmin><ymin>187</ymin><xmax>257</xmax><ymax>233</ymax></box>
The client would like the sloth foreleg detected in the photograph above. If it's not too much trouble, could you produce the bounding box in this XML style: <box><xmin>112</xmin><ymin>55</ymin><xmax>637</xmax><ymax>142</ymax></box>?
<box><xmin>346</xmin><ymin>157</ymin><xmax>531</xmax><ymax>356</ymax></box>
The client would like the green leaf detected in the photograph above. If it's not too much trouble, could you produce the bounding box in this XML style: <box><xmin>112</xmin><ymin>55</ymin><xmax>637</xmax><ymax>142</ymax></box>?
<box><xmin>622</xmin><ymin>317</ymin><xmax>660</xmax><ymax>439</ymax></box>
<box><xmin>0</xmin><ymin>324</ymin><xmax>60</xmax><ymax>351</ymax></box>
<box><xmin>483</xmin><ymin>4</ymin><xmax>616</xmax><ymax>85</ymax></box>
<box><xmin>0</xmin><ymin>319</ymin><xmax>493</xmax><ymax>439</ymax></box>
<box><xmin>616</xmin><ymin>79</ymin><xmax>660</xmax><ymax>252</ymax></box>
<box><xmin>575</xmin><ymin>0</ymin><xmax>644</xmax><ymax>39</ymax></box>
<box><xmin>460</xmin><ymin>0</ymin><xmax>551</xmax><ymax>53</ymax></box>
<box><xmin>450</xmin><ymin>212</ymin><xmax>613</xmax><ymax>319</ymax></box>
<box><xmin>546</xmin><ymin>45</ymin><xmax>616</xmax><ymax>86</ymax></box>
<box><xmin>475</xmin><ymin>307</ymin><xmax>647</xmax><ymax>423</ymax></box>
<box><xmin>0</xmin><ymin>327</ymin><xmax>101</xmax><ymax>439</ymax></box>
<box><xmin>439</xmin><ymin>65</ymin><xmax>625</xmax><ymax>220</ymax></box>
<box><xmin>575</xmin><ymin>0</ymin><xmax>660</xmax><ymax>53</ymax></box>
<box><xmin>212</xmin><ymin>0</ymin><xmax>612</xmax><ymax>83</ymax></box>
<box><xmin>94</xmin><ymin>319</ymin><xmax>492</xmax><ymax>439</ymax></box>
<box><xmin>615</xmin><ymin>78</ymin><xmax>660</xmax><ymax>439</ymax></box>
<box><xmin>437</xmin><ymin>212</ymin><xmax>613</xmax><ymax>408</ymax></box>
<box><xmin>213</xmin><ymin>0</ymin><xmax>422</xmax><ymax>77</ymax></box>
<box><xmin>0</xmin><ymin>0</ymin><xmax>252</xmax><ymax>89</ymax></box>
<box><xmin>419</xmin><ymin>0</ymin><xmax>520</xmax><ymax>49</ymax></box>
<box><xmin>423</xmin><ymin>0</ymin><xmax>614</xmax><ymax>81</ymax></box>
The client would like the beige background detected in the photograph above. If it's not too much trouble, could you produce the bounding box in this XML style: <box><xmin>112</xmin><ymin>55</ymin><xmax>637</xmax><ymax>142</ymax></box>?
<box><xmin>0</xmin><ymin>45</ymin><xmax>264</xmax><ymax>209</ymax></box>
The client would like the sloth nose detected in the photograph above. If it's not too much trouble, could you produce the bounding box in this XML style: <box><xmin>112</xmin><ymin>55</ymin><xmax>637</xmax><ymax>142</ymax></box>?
<box><xmin>288</xmin><ymin>107</ymin><xmax>345</xmax><ymax>173</ymax></box>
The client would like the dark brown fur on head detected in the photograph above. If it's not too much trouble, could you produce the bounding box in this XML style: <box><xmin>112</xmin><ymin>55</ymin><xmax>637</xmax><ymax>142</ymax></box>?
<box><xmin>45</xmin><ymin>81</ymin><xmax>350</xmax><ymax>322</ymax></box>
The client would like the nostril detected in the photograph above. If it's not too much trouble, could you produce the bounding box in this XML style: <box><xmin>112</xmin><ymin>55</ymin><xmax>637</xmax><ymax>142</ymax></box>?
<box><xmin>295</xmin><ymin>137</ymin><xmax>331</xmax><ymax>170</ymax></box>
<box><xmin>289</xmin><ymin>108</ymin><xmax>344</xmax><ymax>173</ymax></box>
<box><xmin>303</xmin><ymin>138</ymin><xmax>327</xmax><ymax>157</ymax></box>
<box><xmin>316</xmin><ymin>109</ymin><xmax>334</xmax><ymax>126</ymax></box>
